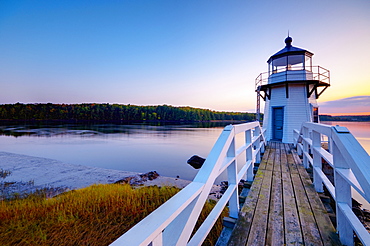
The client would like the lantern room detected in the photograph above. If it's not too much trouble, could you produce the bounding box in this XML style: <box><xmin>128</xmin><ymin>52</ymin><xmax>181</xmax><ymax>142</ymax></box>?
<box><xmin>268</xmin><ymin>37</ymin><xmax>313</xmax><ymax>74</ymax></box>
<box><xmin>267</xmin><ymin>37</ymin><xmax>315</xmax><ymax>84</ymax></box>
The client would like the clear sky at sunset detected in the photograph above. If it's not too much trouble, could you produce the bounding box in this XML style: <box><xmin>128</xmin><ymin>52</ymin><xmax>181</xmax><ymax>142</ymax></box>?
<box><xmin>0</xmin><ymin>0</ymin><xmax>369</xmax><ymax>115</ymax></box>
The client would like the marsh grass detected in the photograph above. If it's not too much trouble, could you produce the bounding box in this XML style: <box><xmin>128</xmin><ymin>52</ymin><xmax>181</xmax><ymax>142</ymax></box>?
<box><xmin>0</xmin><ymin>184</ymin><xmax>226</xmax><ymax>245</ymax></box>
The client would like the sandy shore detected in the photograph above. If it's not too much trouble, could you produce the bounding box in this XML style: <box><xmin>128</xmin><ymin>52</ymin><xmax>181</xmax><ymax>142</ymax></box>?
<box><xmin>0</xmin><ymin>151</ymin><xmax>194</xmax><ymax>197</ymax></box>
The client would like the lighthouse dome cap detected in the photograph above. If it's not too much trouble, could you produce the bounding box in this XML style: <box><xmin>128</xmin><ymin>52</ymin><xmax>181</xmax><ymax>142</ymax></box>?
<box><xmin>285</xmin><ymin>36</ymin><xmax>293</xmax><ymax>46</ymax></box>
<box><xmin>267</xmin><ymin>36</ymin><xmax>313</xmax><ymax>64</ymax></box>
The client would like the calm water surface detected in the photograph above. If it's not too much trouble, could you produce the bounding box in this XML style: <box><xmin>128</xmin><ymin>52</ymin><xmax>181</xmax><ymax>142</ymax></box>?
<box><xmin>0</xmin><ymin>124</ymin><xmax>225</xmax><ymax>181</ymax></box>
<box><xmin>0</xmin><ymin>121</ymin><xmax>368</xmax><ymax>182</ymax></box>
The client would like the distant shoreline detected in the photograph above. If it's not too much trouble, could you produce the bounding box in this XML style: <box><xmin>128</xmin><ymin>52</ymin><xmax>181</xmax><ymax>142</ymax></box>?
<box><xmin>0</xmin><ymin>119</ymin><xmax>250</xmax><ymax>124</ymax></box>
<box><xmin>319</xmin><ymin>115</ymin><xmax>370</xmax><ymax>122</ymax></box>
<box><xmin>0</xmin><ymin>103</ymin><xmax>256</xmax><ymax>123</ymax></box>
<box><xmin>0</xmin><ymin>118</ymin><xmax>368</xmax><ymax>125</ymax></box>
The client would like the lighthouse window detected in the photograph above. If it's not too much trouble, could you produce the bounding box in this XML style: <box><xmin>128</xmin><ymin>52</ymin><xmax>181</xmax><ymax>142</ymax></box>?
<box><xmin>287</xmin><ymin>55</ymin><xmax>304</xmax><ymax>70</ymax></box>
<box><xmin>313</xmin><ymin>107</ymin><xmax>319</xmax><ymax>123</ymax></box>
<box><xmin>305</xmin><ymin>55</ymin><xmax>312</xmax><ymax>71</ymax></box>
<box><xmin>272</xmin><ymin>57</ymin><xmax>286</xmax><ymax>73</ymax></box>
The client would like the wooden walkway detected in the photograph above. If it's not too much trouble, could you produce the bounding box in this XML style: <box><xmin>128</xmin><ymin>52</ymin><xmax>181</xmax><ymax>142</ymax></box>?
<box><xmin>227</xmin><ymin>142</ymin><xmax>341</xmax><ymax>246</ymax></box>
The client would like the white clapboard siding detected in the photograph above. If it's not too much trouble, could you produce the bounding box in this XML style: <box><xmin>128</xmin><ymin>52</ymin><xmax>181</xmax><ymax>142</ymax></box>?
<box><xmin>263</xmin><ymin>83</ymin><xmax>317</xmax><ymax>143</ymax></box>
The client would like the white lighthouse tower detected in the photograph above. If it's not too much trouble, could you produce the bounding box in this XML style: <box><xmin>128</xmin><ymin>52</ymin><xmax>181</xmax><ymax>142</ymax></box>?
<box><xmin>256</xmin><ymin>36</ymin><xmax>330</xmax><ymax>143</ymax></box>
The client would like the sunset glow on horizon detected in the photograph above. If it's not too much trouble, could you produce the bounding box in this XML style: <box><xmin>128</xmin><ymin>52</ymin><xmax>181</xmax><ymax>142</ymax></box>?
<box><xmin>0</xmin><ymin>0</ymin><xmax>369</xmax><ymax>115</ymax></box>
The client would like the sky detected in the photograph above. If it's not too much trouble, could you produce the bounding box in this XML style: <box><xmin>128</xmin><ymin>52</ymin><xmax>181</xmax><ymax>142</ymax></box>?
<box><xmin>0</xmin><ymin>0</ymin><xmax>369</xmax><ymax>115</ymax></box>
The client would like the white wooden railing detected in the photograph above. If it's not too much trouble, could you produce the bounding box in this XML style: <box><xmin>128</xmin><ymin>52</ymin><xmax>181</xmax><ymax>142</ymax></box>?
<box><xmin>293</xmin><ymin>122</ymin><xmax>370</xmax><ymax>246</ymax></box>
<box><xmin>110</xmin><ymin>121</ymin><xmax>266</xmax><ymax>246</ymax></box>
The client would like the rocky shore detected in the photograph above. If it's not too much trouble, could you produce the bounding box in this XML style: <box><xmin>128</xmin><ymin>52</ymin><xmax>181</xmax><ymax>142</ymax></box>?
<box><xmin>0</xmin><ymin>151</ymin><xmax>189</xmax><ymax>198</ymax></box>
<box><xmin>0</xmin><ymin>151</ymin><xmax>224</xmax><ymax>200</ymax></box>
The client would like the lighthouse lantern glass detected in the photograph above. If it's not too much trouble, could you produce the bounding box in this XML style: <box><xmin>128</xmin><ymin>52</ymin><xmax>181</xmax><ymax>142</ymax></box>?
<box><xmin>305</xmin><ymin>55</ymin><xmax>312</xmax><ymax>71</ymax></box>
<box><xmin>270</xmin><ymin>54</ymin><xmax>308</xmax><ymax>75</ymax></box>
<box><xmin>287</xmin><ymin>55</ymin><xmax>304</xmax><ymax>70</ymax></box>
<box><xmin>271</xmin><ymin>57</ymin><xmax>286</xmax><ymax>74</ymax></box>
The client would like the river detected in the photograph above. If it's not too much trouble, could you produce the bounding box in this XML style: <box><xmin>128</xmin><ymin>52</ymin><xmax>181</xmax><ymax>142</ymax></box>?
<box><xmin>0</xmin><ymin>121</ymin><xmax>368</xmax><ymax>182</ymax></box>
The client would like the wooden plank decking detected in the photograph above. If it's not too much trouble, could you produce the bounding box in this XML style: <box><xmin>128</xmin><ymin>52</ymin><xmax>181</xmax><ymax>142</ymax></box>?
<box><xmin>228</xmin><ymin>142</ymin><xmax>341</xmax><ymax>246</ymax></box>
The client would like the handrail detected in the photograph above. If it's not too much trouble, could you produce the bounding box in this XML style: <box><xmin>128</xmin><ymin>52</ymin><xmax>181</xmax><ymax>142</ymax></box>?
<box><xmin>255</xmin><ymin>65</ymin><xmax>330</xmax><ymax>89</ymax></box>
<box><xmin>111</xmin><ymin>121</ymin><xmax>266</xmax><ymax>246</ymax></box>
<box><xmin>293</xmin><ymin>122</ymin><xmax>370</xmax><ymax>246</ymax></box>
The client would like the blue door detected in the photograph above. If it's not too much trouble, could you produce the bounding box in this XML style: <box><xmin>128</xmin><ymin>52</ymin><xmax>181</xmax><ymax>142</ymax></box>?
<box><xmin>273</xmin><ymin>107</ymin><xmax>284</xmax><ymax>141</ymax></box>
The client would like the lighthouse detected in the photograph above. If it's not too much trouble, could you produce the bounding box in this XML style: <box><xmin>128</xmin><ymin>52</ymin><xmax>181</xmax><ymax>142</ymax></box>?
<box><xmin>256</xmin><ymin>36</ymin><xmax>330</xmax><ymax>143</ymax></box>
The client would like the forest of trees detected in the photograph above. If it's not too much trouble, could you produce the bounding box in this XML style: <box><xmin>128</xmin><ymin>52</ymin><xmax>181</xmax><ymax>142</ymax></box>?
<box><xmin>0</xmin><ymin>103</ymin><xmax>257</xmax><ymax>123</ymax></box>
<box><xmin>320</xmin><ymin>114</ymin><xmax>370</xmax><ymax>122</ymax></box>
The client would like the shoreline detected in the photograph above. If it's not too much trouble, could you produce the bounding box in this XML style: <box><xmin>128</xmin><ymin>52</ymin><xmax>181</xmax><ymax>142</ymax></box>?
<box><xmin>0</xmin><ymin>151</ymin><xmax>196</xmax><ymax>198</ymax></box>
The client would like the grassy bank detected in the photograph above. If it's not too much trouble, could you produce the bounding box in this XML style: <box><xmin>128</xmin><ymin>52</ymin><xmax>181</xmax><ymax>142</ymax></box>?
<box><xmin>0</xmin><ymin>184</ymin><xmax>226</xmax><ymax>245</ymax></box>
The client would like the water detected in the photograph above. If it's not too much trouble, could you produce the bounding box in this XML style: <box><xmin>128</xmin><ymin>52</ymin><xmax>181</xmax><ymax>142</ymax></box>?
<box><xmin>0</xmin><ymin>124</ymin><xmax>225</xmax><ymax>181</ymax></box>
<box><xmin>321</xmin><ymin>121</ymin><xmax>370</xmax><ymax>154</ymax></box>
<box><xmin>0</xmin><ymin>121</ymin><xmax>368</xmax><ymax>182</ymax></box>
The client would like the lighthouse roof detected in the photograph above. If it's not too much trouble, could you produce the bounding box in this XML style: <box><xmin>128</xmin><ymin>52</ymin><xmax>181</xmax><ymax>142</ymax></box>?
<box><xmin>267</xmin><ymin>36</ymin><xmax>313</xmax><ymax>64</ymax></box>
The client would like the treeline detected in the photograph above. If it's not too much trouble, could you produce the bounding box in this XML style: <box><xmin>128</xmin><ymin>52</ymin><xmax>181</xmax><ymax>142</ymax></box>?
<box><xmin>320</xmin><ymin>115</ymin><xmax>370</xmax><ymax>122</ymax></box>
<box><xmin>0</xmin><ymin>103</ymin><xmax>256</xmax><ymax>123</ymax></box>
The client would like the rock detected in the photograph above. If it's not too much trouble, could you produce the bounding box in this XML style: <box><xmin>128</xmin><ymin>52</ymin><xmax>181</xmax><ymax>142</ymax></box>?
<box><xmin>139</xmin><ymin>171</ymin><xmax>160</xmax><ymax>181</ymax></box>
<box><xmin>187</xmin><ymin>155</ymin><xmax>206</xmax><ymax>169</ymax></box>
<box><xmin>115</xmin><ymin>171</ymin><xmax>160</xmax><ymax>186</ymax></box>
<box><xmin>219</xmin><ymin>180</ymin><xmax>245</xmax><ymax>195</ymax></box>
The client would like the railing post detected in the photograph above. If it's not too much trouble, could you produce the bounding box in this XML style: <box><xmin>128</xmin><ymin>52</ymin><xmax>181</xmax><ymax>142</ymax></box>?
<box><xmin>162</xmin><ymin>195</ymin><xmax>200</xmax><ymax>245</ymax></box>
<box><xmin>227</xmin><ymin>133</ymin><xmax>239</xmax><ymax>219</ymax></box>
<box><xmin>260</xmin><ymin>127</ymin><xmax>265</xmax><ymax>154</ymax></box>
<box><xmin>152</xmin><ymin>232</ymin><xmax>163</xmax><ymax>246</ymax></box>
<box><xmin>246</xmin><ymin>129</ymin><xmax>254</xmax><ymax>182</ymax></box>
<box><xmin>302</xmin><ymin>126</ymin><xmax>309</xmax><ymax>168</ymax></box>
<box><xmin>333</xmin><ymin>141</ymin><xmax>353</xmax><ymax>246</ymax></box>
<box><xmin>293</xmin><ymin>130</ymin><xmax>297</xmax><ymax>148</ymax></box>
<box><xmin>312</xmin><ymin>130</ymin><xmax>323</xmax><ymax>192</ymax></box>
<box><xmin>254</xmin><ymin>126</ymin><xmax>261</xmax><ymax>164</ymax></box>
<box><xmin>297</xmin><ymin>129</ymin><xmax>303</xmax><ymax>155</ymax></box>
